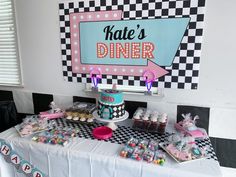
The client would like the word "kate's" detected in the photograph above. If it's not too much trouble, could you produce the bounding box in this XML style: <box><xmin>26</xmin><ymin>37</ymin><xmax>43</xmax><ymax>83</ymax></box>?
<box><xmin>103</xmin><ymin>25</ymin><xmax>147</xmax><ymax>40</ymax></box>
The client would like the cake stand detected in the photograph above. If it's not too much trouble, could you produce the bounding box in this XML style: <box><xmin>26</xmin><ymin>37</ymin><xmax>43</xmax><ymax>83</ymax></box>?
<box><xmin>93</xmin><ymin>111</ymin><xmax>129</xmax><ymax>130</ymax></box>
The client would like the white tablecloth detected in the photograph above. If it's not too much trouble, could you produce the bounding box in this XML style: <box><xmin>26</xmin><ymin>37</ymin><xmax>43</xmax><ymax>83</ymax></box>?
<box><xmin>0</xmin><ymin>126</ymin><xmax>222</xmax><ymax>177</ymax></box>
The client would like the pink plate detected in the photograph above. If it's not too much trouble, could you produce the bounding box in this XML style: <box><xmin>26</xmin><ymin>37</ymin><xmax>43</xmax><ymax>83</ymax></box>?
<box><xmin>92</xmin><ymin>126</ymin><xmax>113</xmax><ymax>140</ymax></box>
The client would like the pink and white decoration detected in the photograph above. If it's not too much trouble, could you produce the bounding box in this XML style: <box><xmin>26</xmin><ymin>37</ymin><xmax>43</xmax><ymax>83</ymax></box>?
<box><xmin>70</xmin><ymin>10</ymin><xmax>122</xmax><ymax>73</ymax></box>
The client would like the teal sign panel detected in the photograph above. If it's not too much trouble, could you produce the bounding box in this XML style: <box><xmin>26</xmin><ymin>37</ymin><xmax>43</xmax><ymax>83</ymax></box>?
<box><xmin>79</xmin><ymin>18</ymin><xmax>190</xmax><ymax>66</ymax></box>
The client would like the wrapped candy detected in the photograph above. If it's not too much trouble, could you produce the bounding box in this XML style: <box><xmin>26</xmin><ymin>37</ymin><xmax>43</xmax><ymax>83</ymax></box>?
<box><xmin>142</xmin><ymin>149</ymin><xmax>155</xmax><ymax>163</ymax></box>
<box><xmin>138</xmin><ymin>139</ymin><xmax>149</xmax><ymax>150</ymax></box>
<box><xmin>131</xmin><ymin>147</ymin><xmax>144</xmax><ymax>161</ymax></box>
<box><xmin>39</xmin><ymin>101</ymin><xmax>65</xmax><ymax>119</ymax></box>
<box><xmin>16</xmin><ymin>116</ymin><xmax>53</xmax><ymax>137</ymax></box>
<box><xmin>32</xmin><ymin>128</ymin><xmax>80</xmax><ymax>146</ymax></box>
<box><xmin>153</xmin><ymin>150</ymin><xmax>166</xmax><ymax>165</ymax></box>
<box><xmin>118</xmin><ymin>138</ymin><xmax>168</xmax><ymax>165</ymax></box>
<box><xmin>148</xmin><ymin>140</ymin><xmax>159</xmax><ymax>151</ymax></box>
<box><xmin>127</xmin><ymin>137</ymin><xmax>139</xmax><ymax>147</ymax></box>
<box><xmin>120</xmin><ymin>146</ymin><xmax>134</xmax><ymax>158</ymax></box>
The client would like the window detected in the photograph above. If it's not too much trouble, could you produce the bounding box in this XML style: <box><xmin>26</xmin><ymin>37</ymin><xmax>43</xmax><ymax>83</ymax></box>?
<box><xmin>0</xmin><ymin>0</ymin><xmax>22</xmax><ymax>86</ymax></box>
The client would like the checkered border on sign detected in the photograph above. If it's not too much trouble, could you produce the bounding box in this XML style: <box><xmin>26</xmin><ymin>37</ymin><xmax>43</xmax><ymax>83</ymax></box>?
<box><xmin>59</xmin><ymin>0</ymin><xmax>206</xmax><ymax>89</ymax></box>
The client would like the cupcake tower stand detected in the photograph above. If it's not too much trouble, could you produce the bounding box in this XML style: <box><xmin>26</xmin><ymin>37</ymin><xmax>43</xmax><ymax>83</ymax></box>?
<box><xmin>93</xmin><ymin>111</ymin><xmax>129</xmax><ymax>130</ymax></box>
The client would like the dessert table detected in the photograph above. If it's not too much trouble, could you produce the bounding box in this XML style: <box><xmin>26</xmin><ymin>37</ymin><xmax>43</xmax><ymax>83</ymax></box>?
<box><xmin>0</xmin><ymin>119</ymin><xmax>222</xmax><ymax>177</ymax></box>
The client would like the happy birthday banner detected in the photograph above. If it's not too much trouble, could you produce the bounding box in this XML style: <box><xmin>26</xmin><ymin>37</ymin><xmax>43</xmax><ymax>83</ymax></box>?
<box><xmin>72</xmin><ymin>17</ymin><xmax>189</xmax><ymax>80</ymax></box>
<box><xmin>0</xmin><ymin>139</ymin><xmax>47</xmax><ymax>177</ymax></box>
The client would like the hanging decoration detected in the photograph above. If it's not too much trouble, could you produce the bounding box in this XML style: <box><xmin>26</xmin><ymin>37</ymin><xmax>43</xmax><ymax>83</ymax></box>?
<box><xmin>143</xmin><ymin>70</ymin><xmax>156</xmax><ymax>95</ymax></box>
<box><xmin>90</xmin><ymin>68</ymin><xmax>102</xmax><ymax>92</ymax></box>
<box><xmin>0</xmin><ymin>139</ymin><xmax>47</xmax><ymax>177</ymax></box>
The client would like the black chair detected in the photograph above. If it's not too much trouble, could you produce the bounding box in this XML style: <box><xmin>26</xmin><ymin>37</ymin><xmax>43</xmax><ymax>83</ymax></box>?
<box><xmin>0</xmin><ymin>101</ymin><xmax>18</xmax><ymax>132</ymax></box>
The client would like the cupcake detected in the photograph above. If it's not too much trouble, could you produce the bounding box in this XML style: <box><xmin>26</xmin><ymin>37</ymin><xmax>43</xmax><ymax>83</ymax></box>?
<box><xmin>157</xmin><ymin>113</ymin><xmax>168</xmax><ymax>134</ymax></box>
<box><xmin>142</xmin><ymin>114</ymin><xmax>150</xmax><ymax>130</ymax></box>
<box><xmin>149</xmin><ymin>116</ymin><xmax>158</xmax><ymax>132</ymax></box>
<box><xmin>80</xmin><ymin>117</ymin><xmax>86</xmax><ymax>122</ymax></box>
<box><xmin>72</xmin><ymin>112</ymin><xmax>79</xmax><ymax>119</ymax></box>
<box><xmin>65</xmin><ymin>111</ymin><xmax>72</xmax><ymax>120</ymax></box>
<box><xmin>73</xmin><ymin>117</ymin><xmax>79</xmax><ymax>121</ymax></box>
<box><xmin>66</xmin><ymin>116</ymin><xmax>72</xmax><ymax>120</ymax></box>
<box><xmin>87</xmin><ymin>114</ymin><xmax>93</xmax><ymax>119</ymax></box>
<box><xmin>65</xmin><ymin>111</ymin><xmax>72</xmax><ymax>117</ymax></box>
<box><xmin>133</xmin><ymin>113</ymin><xmax>143</xmax><ymax>129</ymax></box>
<box><xmin>87</xmin><ymin>118</ymin><xmax>94</xmax><ymax>123</ymax></box>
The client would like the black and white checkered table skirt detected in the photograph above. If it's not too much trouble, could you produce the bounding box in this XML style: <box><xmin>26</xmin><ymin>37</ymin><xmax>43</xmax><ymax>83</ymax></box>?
<box><xmin>55</xmin><ymin>118</ymin><xmax>217</xmax><ymax>161</ymax></box>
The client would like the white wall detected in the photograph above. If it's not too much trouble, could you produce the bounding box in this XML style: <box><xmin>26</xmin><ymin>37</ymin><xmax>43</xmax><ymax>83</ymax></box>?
<box><xmin>0</xmin><ymin>0</ymin><xmax>236</xmax><ymax>175</ymax></box>
<box><xmin>7</xmin><ymin>0</ymin><xmax>236</xmax><ymax>105</ymax></box>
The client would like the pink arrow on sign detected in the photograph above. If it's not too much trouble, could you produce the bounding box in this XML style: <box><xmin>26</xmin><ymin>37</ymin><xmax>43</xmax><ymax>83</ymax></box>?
<box><xmin>77</xmin><ymin>60</ymin><xmax>168</xmax><ymax>80</ymax></box>
<box><xmin>70</xmin><ymin>11</ymin><xmax>168</xmax><ymax>80</ymax></box>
